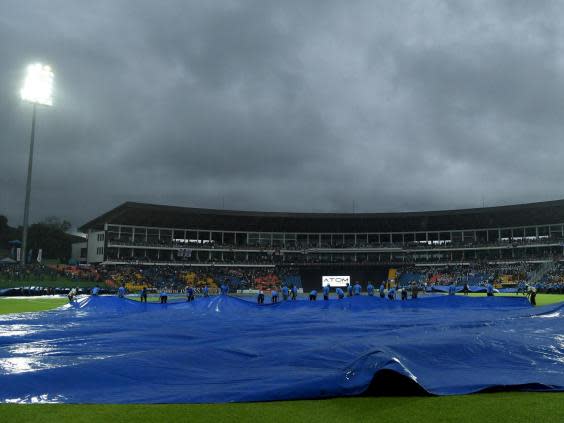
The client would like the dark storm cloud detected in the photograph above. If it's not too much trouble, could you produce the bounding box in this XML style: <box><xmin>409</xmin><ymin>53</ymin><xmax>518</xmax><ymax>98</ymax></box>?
<box><xmin>1</xmin><ymin>0</ymin><xmax>564</xmax><ymax>229</ymax></box>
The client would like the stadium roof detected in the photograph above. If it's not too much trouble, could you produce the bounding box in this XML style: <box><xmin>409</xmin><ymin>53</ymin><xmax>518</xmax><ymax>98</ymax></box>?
<box><xmin>79</xmin><ymin>199</ymin><xmax>564</xmax><ymax>233</ymax></box>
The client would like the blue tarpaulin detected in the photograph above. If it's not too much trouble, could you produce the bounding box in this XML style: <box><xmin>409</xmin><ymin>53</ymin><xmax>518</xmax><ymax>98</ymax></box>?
<box><xmin>0</xmin><ymin>295</ymin><xmax>563</xmax><ymax>403</ymax></box>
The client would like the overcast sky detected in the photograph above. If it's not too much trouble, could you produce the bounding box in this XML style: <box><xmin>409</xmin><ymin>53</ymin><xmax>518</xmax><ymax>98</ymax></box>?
<box><xmin>1</xmin><ymin>0</ymin><xmax>564</xmax><ymax>229</ymax></box>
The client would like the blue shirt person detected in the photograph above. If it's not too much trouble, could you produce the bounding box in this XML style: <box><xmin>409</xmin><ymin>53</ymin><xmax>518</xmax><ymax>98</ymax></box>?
<box><xmin>387</xmin><ymin>287</ymin><xmax>396</xmax><ymax>300</ymax></box>
<box><xmin>117</xmin><ymin>285</ymin><xmax>126</xmax><ymax>298</ymax></box>
<box><xmin>282</xmin><ymin>286</ymin><xmax>289</xmax><ymax>301</ymax></box>
<box><xmin>487</xmin><ymin>282</ymin><xmax>494</xmax><ymax>296</ymax></box>
<box><xmin>159</xmin><ymin>290</ymin><xmax>168</xmax><ymax>304</ymax></box>
<box><xmin>367</xmin><ymin>283</ymin><xmax>374</xmax><ymax>296</ymax></box>
<box><xmin>379</xmin><ymin>283</ymin><xmax>386</xmax><ymax>298</ymax></box>
<box><xmin>336</xmin><ymin>287</ymin><xmax>345</xmax><ymax>299</ymax></box>
<box><xmin>91</xmin><ymin>286</ymin><xmax>100</xmax><ymax>296</ymax></box>
<box><xmin>203</xmin><ymin>285</ymin><xmax>209</xmax><ymax>297</ymax></box>
<box><xmin>291</xmin><ymin>285</ymin><xmax>298</xmax><ymax>300</ymax></box>
<box><xmin>309</xmin><ymin>289</ymin><xmax>318</xmax><ymax>301</ymax></box>
<box><xmin>448</xmin><ymin>284</ymin><xmax>456</xmax><ymax>296</ymax></box>
<box><xmin>353</xmin><ymin>282</ymin><xmax>362</xmax><ymax>296</ymax></box>
<box><xmin>322</xmin><ymin>284</ymin><xmax>330</xmax><ymax>300</ymax></box>
<box><xmin>347</xmin><ymin>284</ymin><xmax>353</xmax><ymax>297</ymax></box>
<box><xmin>271</xmin><ymin>289</ymin><xmax>279</xmax><ymax>303</ymax></box>
<box><xmin>186</xmin><ymin>286</ymin><xmax>195</xmax><ymax>302</ymax></box>
<box><xmin>220</xmin><ymin>284</ymin><xmax>229</xmax><ymax>295</ymax></box>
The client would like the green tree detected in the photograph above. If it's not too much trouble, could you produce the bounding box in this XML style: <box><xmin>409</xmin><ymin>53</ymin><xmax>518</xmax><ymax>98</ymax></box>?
<box><xmin>42</xmin><ymin>216</ymin><xmax>72</xmax><ymax>232</ymax></box>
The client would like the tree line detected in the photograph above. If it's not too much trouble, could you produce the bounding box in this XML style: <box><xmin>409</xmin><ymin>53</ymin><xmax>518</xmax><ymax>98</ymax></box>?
<box><xmin>0</xmin><ymin>215</ymin><xmax>84</xmax><ymax>263</ymax></box>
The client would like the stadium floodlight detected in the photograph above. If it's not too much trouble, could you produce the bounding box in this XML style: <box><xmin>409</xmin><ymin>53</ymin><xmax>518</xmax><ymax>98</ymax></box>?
<box><xmin>20</xmin><ymin>63</ymin><xmax>54</xmax><ymax>106</ymax></box>
<box><xmin>19</xmin><ymin>63</ymin><xmax>54</xmax><ymax>266</ymax></box>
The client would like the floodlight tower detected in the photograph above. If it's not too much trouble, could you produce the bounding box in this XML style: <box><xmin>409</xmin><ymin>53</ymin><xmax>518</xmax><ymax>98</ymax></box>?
<box><xmin>19</xmin><ymin>63</ymin><xmax>54</xmax><ymax>266</ymax></box>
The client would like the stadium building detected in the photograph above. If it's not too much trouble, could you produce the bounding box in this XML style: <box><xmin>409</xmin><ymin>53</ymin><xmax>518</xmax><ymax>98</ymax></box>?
<box><xmin>77</xmin><ymin>200</ymin><xmax>564</xmax><ymax>289</ymax></box>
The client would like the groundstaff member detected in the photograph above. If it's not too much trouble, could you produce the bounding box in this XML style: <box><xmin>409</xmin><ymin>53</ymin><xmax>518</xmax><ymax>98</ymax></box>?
<box><xmin>336</xmin><ymin>287</ymin><xmax>345</xmax><ymax>299</ymax></box>
<box><xmin>353</xmin><ymin>282</ymin><xmax>362</xmax><ymax>296</ymax></box>
<box><xmin>527</xmin><ymin>286</ymin><xmax>537</xmax><ymax>306</ymax></box>
<box><xmin>186</xmin><ymin>286</ymin><xmax>195</xmax><ymax>302</ymax></box>
<box><xmin>68</xmin><ymin>287</ymin><xmax>77</xmax><ymax>303</ymax></box>
<box><xmin>282</xmin><ymin>285</ymin><xmax>289</xmax><ymax>301</ymax></box>
<box><xmin>323</xmin><ymin>284</ymin><xmax>330</xmax><ymax>300</ymax></box>
<box><xmin>140</xmin><ymin>287</ymin><xmax>148</xmax><ymax>303</ymax></box>
<box><xmin>487</xmin><ymin>282</ymin><xmax>494</xmax><ymax>297</ymax></box>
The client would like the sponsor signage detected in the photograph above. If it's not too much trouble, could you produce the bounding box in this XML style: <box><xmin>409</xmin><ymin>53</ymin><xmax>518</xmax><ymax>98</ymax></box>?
<box><xmin>322</xmin><ymin>275</ymin><xmax>350</xmax><ymax>287</ymax></box>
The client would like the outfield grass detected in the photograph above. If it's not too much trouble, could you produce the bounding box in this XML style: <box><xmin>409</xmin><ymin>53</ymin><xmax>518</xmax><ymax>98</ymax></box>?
<box><xmin>0</xmin><ymin>297</ymin><xmax>68</xmax><ymax>314</ymax></box>
<box><xmin>1</xmin><ymin>393</ymin><xmax>564</xmax><ymax>423</ymax></box>
<box><xmin>467</xmin><ymin>292</ymin><xmax>564</xmax><ymax>306</ymax></box>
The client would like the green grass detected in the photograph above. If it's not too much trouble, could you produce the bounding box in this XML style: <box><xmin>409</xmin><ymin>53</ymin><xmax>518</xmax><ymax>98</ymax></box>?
<box><xmin>466</xmin><ymin>292</ymin><xmax>564</xmax><ymax>306</ymax></box>
<box><xmin>1</xmin><ymin>297</ymin><xmax>564</xmax><ymax>421</ymax></box>
<box><xmin>1</xmin><ymin>393</ymin><xmax>564</xmax><ymax>422</ymax></box>
<box><xmin>0</xmin><ymin>297</ymin><xmax>67</xmax><ymax>314</ymax></box>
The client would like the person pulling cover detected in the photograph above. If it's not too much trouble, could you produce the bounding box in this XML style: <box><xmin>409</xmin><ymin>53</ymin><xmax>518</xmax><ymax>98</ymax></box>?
<box><xmin>159</xmin><ymin>290</ymin><xmax>168</xmax><ymax>304</ymax></box>
<box><xmin>379</xmin><ymin>282</ymin><xmax>386</xmax><ymax>298</ymax></box>
<box><xmin>367</xmin><ymin>282</ymin><xmax>374</xmax><ymax>296</ymax></box>
<box><xmin>291</xmin><ymin>285</ymin><xmax>298</xmax><ymax>300</ymax></box>
<box><xmin>336</xmin><ymin>287</ymin><xmax>345</xmax><ymax>299</ymax></box>
<box><xmin>323</xmin><ymin>284</ymin><xmax>330</xmax><ymax>300</ymax></box>
<box><xmin>527</xmin><ymin>286</ymin><xmax>537</xmax><ymax>306</ymax></box>
<box><xmin>401</xmin><ymin>287</ymin><xmax>408</xmax><ymax>300</ymax></box>
<box><xmin>117</xmin><ymin>284</ymin><xmax>126</xmax><ymax>298</ymax></box>
<box><xmin>257</xmin><ymin>290</ymin><xmax>265</xmax><ymax>304</ymax></box>
<box><xmin>186</xmin><ymin>286</ymin><xmax>195</xmax><ymax>302</ymax></box>
<box><xmin>68</xmin><ymin>287</ymin><xmax>77</xmax><ymax>303</ymax></box>
<box><xmin>309</xmin><ymin>289</ymin><xmax>317</xmax><ymax>301</ymax></box>
<box><xmin>140</xmin><ymin>287</ymin><xmax>148</xmax><ymax>303</ymax></box>
<box><xmin>271</xmin><ymin>289</ymin><xmax>279</xmax><ymax>303</ymax></box>
<box><xmin>353</xmin><ymin>282</ymin><xmax>362</xmax><ymax>296</ymax></box>
<box><xmin>487</xmin><ymin>282</ymin><xmax>494</xmax><ymax>297</ymax></box>
<box><xmin>282</xmin><ymin>285</ymin><xmax>289</xmax><ymax>301</ymax></box>
<box><xmin>462</xmin><ymin>282</ymin><xmax>470</xmax><ymax>295</ymax></box>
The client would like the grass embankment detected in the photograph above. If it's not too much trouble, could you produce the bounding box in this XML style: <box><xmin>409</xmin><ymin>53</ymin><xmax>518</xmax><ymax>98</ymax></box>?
<box><xmin>1</xmin><ymin>393</ymin><xmax>564</xmax><ymax>423</ymax></box>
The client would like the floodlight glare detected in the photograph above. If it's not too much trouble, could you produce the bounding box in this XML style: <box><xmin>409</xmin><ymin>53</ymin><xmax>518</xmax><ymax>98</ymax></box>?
<box><xmin>19</xmin><ymin>62</ymin><xmax>55</xmax><ymax>266</ymax></box>
<box><xmin>20</xmin><ymin>63</ymin><xmax>54</xmax><ymax>106</ymax></box>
